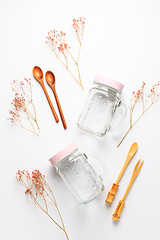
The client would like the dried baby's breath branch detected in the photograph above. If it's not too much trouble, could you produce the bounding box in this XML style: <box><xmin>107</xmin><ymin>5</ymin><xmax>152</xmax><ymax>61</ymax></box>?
<box><xmin>117</xmin><ymin>81</ymin><xmax>160</xmax><ymax>147</ymax></box>
<box><xmin>46</xmin><ymin>17</ymin><xmax>85</xmax><ymax>90</ymax></box>
<box><xmin>72</xmin><ymin>17</ymin><xmax>85</xmax><ymax>65</ymax></box>
<box><xmin>16</xmin><ymin>170</ymin><xmax>69</xmax><ymax>240</ymax></box>
<box><xmin>8</xmin><ymin>78</ymin><xmax>40</xmax><ymax>137</ymax></box>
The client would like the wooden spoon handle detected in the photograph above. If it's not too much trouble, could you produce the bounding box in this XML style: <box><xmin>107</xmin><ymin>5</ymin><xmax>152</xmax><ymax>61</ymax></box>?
<box><xmin>53</xmin><ymin>89</ymin><xmax>67</xmax><ymax>129</ymax></box>
<box><xmin>41</xmin><ymin>83</ymin><xmax>59</xmax><ymax>122</ymax></box>
<box><xmin>115</xmin><ymin>155</ymin><xmax>132</xmax><ymax>184</ymax></box>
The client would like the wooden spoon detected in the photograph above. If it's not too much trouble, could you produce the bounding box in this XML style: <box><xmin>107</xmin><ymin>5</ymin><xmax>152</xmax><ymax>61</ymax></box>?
<box><xmin>33</xmin><ymin>66</ymin><xmax>59</xmax><ymax>123</ymax></box>
<box><xmin>115</xmin><ymin>142</ymin><xmax>138</xmax><ymax>184</ymax></box>
<box><xmin>45</xmin><ymin>70</ymin><xmax>67</xmax><ymax>129</ymax></box>
<box><xmin>106</xmin><ymin>142</ymin><xmax>138</xmax><ymax>204</ymax></box>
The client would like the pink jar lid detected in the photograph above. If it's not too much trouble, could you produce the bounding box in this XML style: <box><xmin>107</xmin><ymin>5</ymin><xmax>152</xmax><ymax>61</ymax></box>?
<box><xmin>94</xmin><ymin>75</ymin><xmax>124</xmax><ymax>92</ymax></box>
<box><xmin>49</xmin><ymin>143</ymin><xmax>77</xmax><ymax>165</ymax></box>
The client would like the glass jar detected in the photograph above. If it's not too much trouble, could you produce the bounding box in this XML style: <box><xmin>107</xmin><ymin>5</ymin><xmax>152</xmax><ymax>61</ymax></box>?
<box><xmin>77</xmin><ymin>75</ymin><xmax>127</xmax><ymax>136</ymax></box>
<box><xmin>49</xmin><ymin>143</ymin><xmax>107</xmax><ymax>204</ymax></box>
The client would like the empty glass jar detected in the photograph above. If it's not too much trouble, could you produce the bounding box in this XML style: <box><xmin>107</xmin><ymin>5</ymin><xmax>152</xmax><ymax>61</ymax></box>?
<box><xmin>77</xmin><ymin>75</ymin><xmax>127</xmax><ymax>136</ymax></box>
<box><xmin>49</xmin><ymin>143</ymin><xmax>107</xmax><ymax>204</ymax></box>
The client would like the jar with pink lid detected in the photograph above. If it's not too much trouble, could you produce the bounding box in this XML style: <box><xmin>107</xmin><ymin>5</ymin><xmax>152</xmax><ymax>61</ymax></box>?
<box><xmin>49</xmin><ymin>143</ymin><xmax>107</xmax><ymax>204</ymax></box>
<box><xmin>77</xmin><ymin>75</ymin><xmax>127</xmax><ymax>136</ymax></box>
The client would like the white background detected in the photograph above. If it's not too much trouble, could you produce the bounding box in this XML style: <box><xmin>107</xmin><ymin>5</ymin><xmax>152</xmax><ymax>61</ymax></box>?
<box><xmin>0</xmin><ymin>0</ymin><xmax>160</xmax><ymax>239</ymax></box>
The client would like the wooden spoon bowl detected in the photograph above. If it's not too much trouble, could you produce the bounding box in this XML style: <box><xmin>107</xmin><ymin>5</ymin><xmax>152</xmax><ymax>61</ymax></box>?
<box><xmin>33</xmin><ymin>66</ymin><xmax>44</xmax><ymax>83</ymax></box>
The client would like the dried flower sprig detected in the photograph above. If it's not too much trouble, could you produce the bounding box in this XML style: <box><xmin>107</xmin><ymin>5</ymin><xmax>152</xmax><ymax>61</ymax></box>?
<box><xmin>46</xmin><ymin>17</ymin><xmax>85</xmax><ymax>90</ymax></box>
<box><xmin>8</xmin><ymin>78</ymin><xmax>40</xmax><ymax>137</ymax></box>
<box><xmin>16</xmin><ymin>170</ymin><xmax>69</xmax><ymax>240</ymax></box>
<box><xmin>117</xmin><ymin>81</ymin><xmax>160</xmax><ymax>147</ymax></box>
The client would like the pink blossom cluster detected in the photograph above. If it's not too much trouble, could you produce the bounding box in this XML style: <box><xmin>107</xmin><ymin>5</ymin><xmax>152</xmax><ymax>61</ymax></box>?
<box><xmin>9</xmin><ymin>110</ymin><xmax>19</xmax><ymax>123</ymax></box>
<box><xmin>24</xmin><ymin>78</ymin><xmax>31</xmax><ymax>85</ymax></box>
<box><xmin>132</xmin><ymin>81</ymin><xmax>160</xmax><ymax>100</ymax></box>
<box><xmin>12</xmin><ymin>78</ymin><xmax>31</xmax><ymax>87</ymax></box>
<box><xmin>8</xmin><ymin>93</ymin><xmax>26</xmax><ymax>123</ymax></box>
<box><xmin>72</xmin><ymin>17</ymin><xmax>85</xmax><ymax>34</ymax></box>
<box><xmin>8</xmin><ymin>78</ymin><xmax>40</xmax><ymax>136</ymax></box>
<box><xmin>132</xmin><ymin>82</ymin><xmax>146</xmax><ymax>99</ymax></box>
<box><xmin>149</xmin><ymin>81</ymin><xmax>160</xmax><ymax>97</ymax></box>
<box><xmin>16</xmin><ymin>170</ymin><xmax>46</xmax><ymax>196</ymax></box>
<box><xmin>11</xmin><ymin>93</ymin><xmax>26</xmax><ymax>110</ymax></box>
<box><xmin>9</xmin><ymin>78</ymin><xmax>31</xmax><ymax>123</ymax></box>
<box><xmin>46</xmin><ymin>30</ymin><xmax>70</xmax><ymax>55</ymax></box>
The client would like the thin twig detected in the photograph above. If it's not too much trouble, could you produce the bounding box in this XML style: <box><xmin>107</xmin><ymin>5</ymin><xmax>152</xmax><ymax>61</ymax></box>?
<box><xmin>16</xmin><ymin>170</ymin><xmax>69</xmax><ymax>240</ymax></box>
<box><xmin>117</xmin><ymin>82</ymin><xmax>160</xmax><ymax>147</ymax></box>
<box><xmin>8</xmin><ymin>79</ymin><xmax>40</xmax><ymax>136</ymax></box>
<box><xmin>46</xmin><ymin>17</ymin><xmax>85</xmax><ymax>90</ymax></box>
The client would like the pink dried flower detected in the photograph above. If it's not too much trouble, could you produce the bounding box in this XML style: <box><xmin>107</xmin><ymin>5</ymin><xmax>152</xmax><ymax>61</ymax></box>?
<box><xmin>16</xmin><ymin>170</ymin><xmax>69</xmax><ymax>240</ymax></box>
<box><xmin>118</xmin><ymin>81</ymin><xmax>160</xmax><ymax>147</ymax></box>
<box><xmin>8</xmin><ymin>79</ymin><xmax>40</xmax><ymax>136</ymax></box>
<box><xmin>46</xmin><ymin>17</ymin><xmax>85</xmax><ymax>90</ymax></box>
<box><xmin>46</xmin><ymin>30</ymin><xmax>70</xmax><ymax>55</ymax></box>
<box><xmin>72</xmin><ymin>17</ymin><xmax>85</xmax><ymax>34</ymax></box>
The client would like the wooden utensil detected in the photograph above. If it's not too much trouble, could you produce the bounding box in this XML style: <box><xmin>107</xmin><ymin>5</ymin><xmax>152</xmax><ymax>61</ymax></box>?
<box><xmin>105</xmin><ymin>142</ymin><xmax>138</xmax><ymax>204</ymax></box>
<box><xmin>112</xmin><ymin>159</ymin><xmax>144</xmax><ymax>221</ymax></box>
<box><xmin>33</xmin><ymin>66</ymin><xmax>59</xmax><ymax>123</ymax></box>
<box><xmin>45</xmin><ymin>70</ymin><xmax>67</xmax><ymax>129</ymax></box>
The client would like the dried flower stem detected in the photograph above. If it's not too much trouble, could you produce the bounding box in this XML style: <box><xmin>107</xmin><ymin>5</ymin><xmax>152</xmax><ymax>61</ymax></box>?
<box><xmin>8</xmin><ymin>78</ymin><xmax>40</xmax><ymax>137</ymax></box>
<box><xmin>16</xmin><ymin>170</ymin><xmax>69</xmax><ymax>240</ymax></box>
<box><xmin>117</xmin><ymin>81</ymin><xmax>160</xmax><ymax>147</ymax></box>
<box><xmin>46</xmin><ymin>17</ymin><xmax>85</xmax><ymax>90</ymax></box>
<box><xmin>77</xmin><ymin>29</ymin><xmax>84</xmax><ymax>65</ymax></box>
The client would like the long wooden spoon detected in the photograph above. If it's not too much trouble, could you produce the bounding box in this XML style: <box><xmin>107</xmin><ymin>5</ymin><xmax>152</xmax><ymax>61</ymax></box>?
<box><xmin>45</xmin><ymin>70</ymin><xmax>67</xmax><ymax>129</ymax></box>
<box><xmin>33</xmin><ymin>66</ymin><xmax>59</xmax><ymax>123</ymax></box>
<box><xmin>105</xmin><ymin>142</ymin><xmax>138</xmax><ymax>204</ymax></box>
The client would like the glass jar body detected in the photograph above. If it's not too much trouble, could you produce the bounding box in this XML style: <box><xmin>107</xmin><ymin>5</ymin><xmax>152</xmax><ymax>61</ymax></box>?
<box><xmin>54</xmin><ymin>149</ymin><xmax>105</xmax><ymax>204</ymax></box>
<box><xmin>77</xmin><ymin>83</ymin><xmax>122</xmax><ymax>136</ymax></box>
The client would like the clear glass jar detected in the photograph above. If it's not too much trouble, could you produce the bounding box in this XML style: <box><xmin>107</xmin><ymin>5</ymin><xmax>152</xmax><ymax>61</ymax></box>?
<box><xmin>77</xmin><ymin>75</ymin><xmax>127</xmax><ymax>136</ymax></box>
<box><xmin>49</xmin><ymin>143</ymin><xmax>107</xmax><ymax>204</ymax></box>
